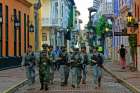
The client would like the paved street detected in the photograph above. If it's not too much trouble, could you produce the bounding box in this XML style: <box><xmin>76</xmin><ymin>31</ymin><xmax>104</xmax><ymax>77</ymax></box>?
<box><xmin>0</xmin><ymin>67</ymin><xmax>26</xmax><ymax>93</ymax></box>
<box><xmin>15</xmin><ymin>66</ymin><xmax>132</xmax><ymax>93</ymax></box>
<box><xmin>105</xmin><ymin>62</ymin><xmax>140</xmax><ymax>91</ymax></box>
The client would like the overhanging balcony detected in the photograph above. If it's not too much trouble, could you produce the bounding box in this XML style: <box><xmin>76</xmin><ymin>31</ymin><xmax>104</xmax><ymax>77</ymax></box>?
<box><xmin>42</xmin><ymin>17</ymin><xmax>60</xmax><ymax>27</ymax></box>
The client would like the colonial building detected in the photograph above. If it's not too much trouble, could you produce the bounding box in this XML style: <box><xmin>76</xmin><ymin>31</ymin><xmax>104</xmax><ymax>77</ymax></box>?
<box><xmin>41</xmin><ymin>0</ymin><xmax>75</xmax><ymax>48</ymax></box>
<box><xmin>0</xmin><ymin>0</ymin><xmax>41</xmax><ymax>69</ymax></box>
<box><xmin>133</xmin><ymin>0</ymin><xmax>140</xmax><ymax>71</ymax></box>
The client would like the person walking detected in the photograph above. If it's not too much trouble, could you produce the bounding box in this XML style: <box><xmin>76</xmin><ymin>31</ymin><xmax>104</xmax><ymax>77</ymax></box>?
<box><xmin>80</xmin><ymin>47</ymin><xmax>88</xmax><ymax>84</ymax></box>
<box><xmin>118</xmin><ymin>44</ymin><xmax>127</xmax><ymax>69</ymax></box>
<box><xmin>38</xmin><ymin>44</ymin><xmax>51</xmax><ymax>91</ymax></box>
<box><xmin>90</xmin><ymin>47</ymin><xmax>104</xmax><ymax>89</ymax></box>
<box><xmin>59</xmin><ymin>46</ymin><xmax>70</xmax><ymax>86</ymax></box>
<box><xmin>70</xmin><ymin>47</ymin><xmax>82</xmax><ymax>88</ymax></box>
<box><xmin>52</xmin><ymin>46</ymin><xmax>62</xmax><ymax>70</ymax></box>
<box><xmin>21</xmin><ymin>45</ymin><xmax>36</xmax><ymax>85</ymax></box>
<box><xmin>48</xmin><ymin>45</ymin><xmax>55</xmax><ymax>84</ymax></box>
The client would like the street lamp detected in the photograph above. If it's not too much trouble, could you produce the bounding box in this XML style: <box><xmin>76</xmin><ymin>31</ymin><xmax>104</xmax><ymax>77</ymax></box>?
<box><xmin>105</xmin><ymin>27</ymin><xmax>109</xmax><ymax>32</ymax></box>
<box><xmin>14</xmin><ymin>16</ymin><xmax>20</xmax><ymax>30</ymax></box>
<box><xmin>29</xmin><ymin>24</ymin><xmax>34</xmax><ymax>32</ymax></box>
<box><xmin>127</xmin><ymin>12</ymin><xmax>133</xmax><ymax>23</ymax></box>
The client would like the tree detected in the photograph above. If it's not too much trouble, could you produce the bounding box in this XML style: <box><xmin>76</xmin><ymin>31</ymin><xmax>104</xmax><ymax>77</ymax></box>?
<box><xmin>129</xmin><ymin>34</ymin><xmax>137</xmax><ymax>69</ymax></box>
<box><xmin>96</xmin><ymin>16</ymin><xmax>106</xmax><ymax>36</ymax></box>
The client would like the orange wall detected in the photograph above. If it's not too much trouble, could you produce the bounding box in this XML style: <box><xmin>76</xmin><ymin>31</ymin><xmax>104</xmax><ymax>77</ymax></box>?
<box><xmin>133</xmin><ymin>0</ymin><xmax>140</xmax><ymax>46</ymax></box>
<box><xmin>1</xmin><ymin>0</ymin><xmax>31</xmax><ymax>57</ymax></box>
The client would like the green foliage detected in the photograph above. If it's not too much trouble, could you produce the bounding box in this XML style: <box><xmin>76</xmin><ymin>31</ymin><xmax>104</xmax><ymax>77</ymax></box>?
<box><xmin>129</xmin><ymin>34</ymin><xmax>137</xmax><ymax>61</ymax></box>
<box><xmin>95</xmin><ymin>16</ymin><xmax>107</xmax><ymax>36</ymax></box>
<box><xmin>129</xmin><ymin>34</ymin><xmax>137</xmax><ymax>48</ymax></box>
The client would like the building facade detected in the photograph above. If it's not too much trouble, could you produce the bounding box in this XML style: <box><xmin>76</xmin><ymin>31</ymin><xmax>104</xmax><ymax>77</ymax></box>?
<box><xmin>133</xmin><ymin>0</ymin><xmax>140</xmax><ymax>71</ymax></box>
<box><xmin>0</xmin><ymin>0</ymin><xmax>41</xmax><ymax>69</ymax></box>
<box><xmin>41</xmin><ymin>0</ymin><xmax>75</xmax><ymax>49</ymax></box>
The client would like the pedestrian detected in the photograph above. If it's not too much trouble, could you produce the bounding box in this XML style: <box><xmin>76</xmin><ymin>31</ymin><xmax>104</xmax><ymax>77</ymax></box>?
<box><xmin>38</xmin><ymin>44</ymin><xmax>51</xmax><ymax>91</ymax></box>
<box><xmin>118</xmin><ymin>44</ymin><xmax>127</xmax><ymax>69</ymax></box>
<box><xmin>70</xmin><ymin>46</ymin><xmax>82</xmax><ymax>88</ymax></box>
<box><xmin>48</xmin><ymin>45</ymin><xmax>55</xmax><ymax>84</ymax></box>
<box><xmin>90</xmin><ymin>46</ymin><xmax>104</xmax><ymax>89</ymax></box>
<box><xmin>80</xmin><ymin>47</ymin><xmax>88</xmax><ymax>84</ymax></box>
<box><xmin>21</xmin><ymin>45</ymin><xmax>36</xmax><ymax>86</ymax></box>
<box><xmin>52</xmin><ymin>46</ymin><xmax>62</xmax><ymax>70</ymax></box>
<box><xmin>59</xmin><ymin>46</ymin><xmax>70</xmax><ymax>86</ymax></box>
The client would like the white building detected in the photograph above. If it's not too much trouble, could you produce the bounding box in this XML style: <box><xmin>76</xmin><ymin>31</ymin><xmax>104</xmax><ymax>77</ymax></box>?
<box><xmin>41</xmin><ymin>0</ymin><xmax>75</xmax><ymax>48</ymax></box>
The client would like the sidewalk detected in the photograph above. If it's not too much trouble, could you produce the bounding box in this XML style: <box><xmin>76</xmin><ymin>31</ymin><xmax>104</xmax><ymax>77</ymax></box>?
<box><xmin>0</xmin><ymin>67</ymin><xmax>26</xmax><ymax>93</ymax></box>
<box><xmin>104</xmin><ymin>62</ymin><xmax>140</xmax><ymax>92</ymax></box>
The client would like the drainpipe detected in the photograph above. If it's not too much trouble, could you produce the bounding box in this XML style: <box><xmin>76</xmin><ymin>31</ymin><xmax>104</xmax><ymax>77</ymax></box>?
<box><xmin>34</xmin><ymin>0</ymin><xmax>41</xmax><ymax>51</ymax></box>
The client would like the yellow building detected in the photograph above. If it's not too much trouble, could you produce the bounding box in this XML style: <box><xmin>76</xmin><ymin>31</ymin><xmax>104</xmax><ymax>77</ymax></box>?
<box><xmin>27</xmin><ymin>0</ymin><xmax>42</xmax><ymax>51</ymax></box>
<box><xmin>0</xmin><ymin>0</ymin><xmax>42</xmax><ymax>69</ymax></box>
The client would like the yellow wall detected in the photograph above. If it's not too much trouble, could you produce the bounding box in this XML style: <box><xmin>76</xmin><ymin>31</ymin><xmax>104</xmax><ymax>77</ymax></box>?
<box><xmin>27</xmin><ymin>0</ymin><xmax>42</xmax><ymax>51</ymax></box>
<box><xmin>40</xmin><ymin>0</ymin><xmax>51</xmax><ymax>48</ymax></box>
<box><xmin>41</xmin><ymin>0</ymin><xmax>51</xmax><ymax>18</ymax></box>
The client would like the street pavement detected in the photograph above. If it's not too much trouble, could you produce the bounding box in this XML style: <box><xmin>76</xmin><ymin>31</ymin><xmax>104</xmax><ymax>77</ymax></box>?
<box><xmin>15</xmin><ymin>66</ymin><xmax>132</xmax><ymax>93</ymax></box>
<box><xmin>105</xmin><ymin>62</ymin><xmax>140</xmax><ymax>91</ymax></box>
<box><xmin>0</xmin><ymin>67</ymin><xmax>26</xmax><ymax>93</ymax></box>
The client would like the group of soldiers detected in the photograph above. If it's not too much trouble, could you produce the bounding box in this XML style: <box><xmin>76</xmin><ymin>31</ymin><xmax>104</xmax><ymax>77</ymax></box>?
<box><xmin>22</xmin><ymin>44</ymin><xmax>104</xmax><ymax>91</ymax></box>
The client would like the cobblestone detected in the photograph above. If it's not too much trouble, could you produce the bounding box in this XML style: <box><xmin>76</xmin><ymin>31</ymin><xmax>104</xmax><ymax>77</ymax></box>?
<box><xmin>15</xmin><ymin>66</ymin><xmax>132</xmax><ymax>93</ymax></box>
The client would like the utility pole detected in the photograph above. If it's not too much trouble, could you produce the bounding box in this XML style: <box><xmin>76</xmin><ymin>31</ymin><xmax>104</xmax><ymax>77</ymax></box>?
<box><xmin>34</xmin><ymin>0</ymin><xmax>41</xmax><ymax>51</ymax></box>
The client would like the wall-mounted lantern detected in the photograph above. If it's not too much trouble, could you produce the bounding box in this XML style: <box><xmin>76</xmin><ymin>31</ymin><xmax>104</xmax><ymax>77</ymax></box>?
<box><xmin>14</xmin><ymin>16</ymin><xmax>20</xmax><ymax>30</ymax></box>
<box><xmin>29</xmin><ymin>24</ymin><xmax>34</xmax><ymax>32</ymax></box>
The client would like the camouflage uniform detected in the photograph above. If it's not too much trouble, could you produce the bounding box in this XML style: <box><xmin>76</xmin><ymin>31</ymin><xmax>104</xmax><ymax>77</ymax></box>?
<box><xmin>80</xmin><ymin>51</ymin><xmax>88</xmax><ymax>84</ymax></box>
<box><xmin>70</xmin><ymin>50</ymin><xmax>82</xmax><ymax>88</ymax></box>
<box><xmin>38</xmin><ymin>45</ymin><xmax>50</xmax><ymax>90</ymax></box>
<box><xmin>59</xmin><ymin>49</ymin><xmax>70</xmax><ymax>86</ymax></box>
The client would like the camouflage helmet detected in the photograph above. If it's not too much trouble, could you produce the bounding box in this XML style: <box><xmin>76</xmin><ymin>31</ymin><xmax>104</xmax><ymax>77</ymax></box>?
<box><xmin>42</xmin><ymin>44</ymin><xmax>48</xmax><ymax>49</ymax></box>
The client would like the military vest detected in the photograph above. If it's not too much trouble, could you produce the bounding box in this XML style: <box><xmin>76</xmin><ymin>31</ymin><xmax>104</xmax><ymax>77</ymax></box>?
<box><xmin>39</xmin><ymin>50</ymin><xmax>50</xmax><ymax>66</ymax></box>
<box><xmin>25</xmin><ymin>52</ymin><xmax>35</xmax><ymax>67</ymax></box>
<box><xmin>71</xmin><ymin>52</ymin><xmax>82</xmax><ymax>67</ymax></box>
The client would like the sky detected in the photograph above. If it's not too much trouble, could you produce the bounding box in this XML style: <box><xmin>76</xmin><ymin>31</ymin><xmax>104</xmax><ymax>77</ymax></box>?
<box><xmin>74</xmin><ymin>0</ymin><xmax>93</xmax><ymax>30</ymax></box>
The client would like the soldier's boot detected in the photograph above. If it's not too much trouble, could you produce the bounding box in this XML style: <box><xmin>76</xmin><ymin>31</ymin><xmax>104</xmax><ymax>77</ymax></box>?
<box><xmin>98</xmin><ymin>77</ymin><xmax>101</xmax><ymax>88</ymax></box>
<box><xmin>45</xmin><ymin>84</ymin><xmax>48</xmax><ymax>91</ymax></box>
<box><xmin>40</xmin><ymin>82</ymin><xmax>44</xmax><ymax>90</ymax></box>
<box><xmin>82</xmin><ymin>80</ymin><xmax>86</xmax><ymax>84</ymax></box>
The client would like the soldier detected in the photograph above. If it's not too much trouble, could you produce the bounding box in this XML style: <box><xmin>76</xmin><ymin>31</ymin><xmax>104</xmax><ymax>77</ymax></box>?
<box><xmin>80</xmin><ymin>47</ymin><xmax>88</xmax><ymax>84</ymax></box>
<box><xmin>90</xmin><ymin>46</ymin><xmax>104</xmax><ymax>89</ymax></box>
<box><xmin>70</xmin><ymin>46</ymin><xmax>82</xmax><ymax>88</ymax></box>
<box><xmin>21</xmin><ymin>45</ymin><xmax>36</xmax><ymax>86</ymax></box>
<box><xmin>59</xmin><ymin>46</ymin><xmax>70</xmax><ymax>86</ymax></box>
<box><xmin>48</xmin><ymin>45</ymin><xmax>54</xmax><ymax>84</ymax></box>
<box><xmin>38</xmin><ymin>44</ymin><xmax>51</xmax><ymax>91</ymax></box>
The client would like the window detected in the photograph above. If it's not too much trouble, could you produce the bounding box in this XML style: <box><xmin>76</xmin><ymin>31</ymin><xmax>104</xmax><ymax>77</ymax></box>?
<box><xmin>42</xmin><ymin>33</ymin><xmax>47</xmax><ymax>41</ymax></box>
<box><xmin>5</xmin><ymin>5</ymin><xmax>8</xmax><ymax>56</ymax></box>
<box><xmin>27</xmin><ymin>15</ymin><xmax>29</xmax><ymax>47</ymax></box>
<box><xmin>55</xmin><ymin>2</ymin><xmax>58</xmax><ymax>17</ymax></box>
<box><xmin>18</xmin><ymin>11</ymin><xmax>21</xmax><ymax>56</ymax></box>
<box><xmin>62</xmin><ymin>5</ymin><xmax>63</xmax><ymax>17</ymax></box>
<box><xmin>52</xmin><ymin>1</ymin><xmax>58</xmax><ymax>17</ymax></box>
<box><xmin>0</xmin><ymin>3</ymin><xmax>2</xmax><ymax>57</ymax></box>
<box><xmin>24</xmin><ymin>14</ymin><xmax>26</xmax><ymax>53</ymax></box>
<box><xmin>135</xmin><ymin>3</ymin><xmax>136</xmax><ymax>17</ymax></box>
<box><xmin>138</xmin><ymin>6</ymin><xmax>139</xmax><ymax>20</ymax></box>
<box><xmin>14</xmin><ymin>9</ymin><xmax>17</xmax><ymax>56</ymax></box>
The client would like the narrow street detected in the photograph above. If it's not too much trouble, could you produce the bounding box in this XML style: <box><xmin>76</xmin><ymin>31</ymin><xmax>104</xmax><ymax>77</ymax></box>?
<box><xmin>15</xmin><ymin>67</ymin><xmax>132</xmax><ymax>93</ymax></box>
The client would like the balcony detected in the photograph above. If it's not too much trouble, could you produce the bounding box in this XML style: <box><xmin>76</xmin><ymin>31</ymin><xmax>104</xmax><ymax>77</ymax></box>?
<box><xmin>42</xmin><ymin>17</ymin><xmax>60</xmax><ymax>27</ymax></box>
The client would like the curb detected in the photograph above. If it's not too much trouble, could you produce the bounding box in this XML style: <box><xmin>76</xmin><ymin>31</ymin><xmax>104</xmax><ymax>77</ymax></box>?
<box><xmin>103</xmin><ymin>66</ymin><xmax>140</xmax><ymax>93</ymax></box>
<box><xmin>2</xmin><ymin>79</ymin><xmax>28</xmax><ymax>93</ymax></box>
